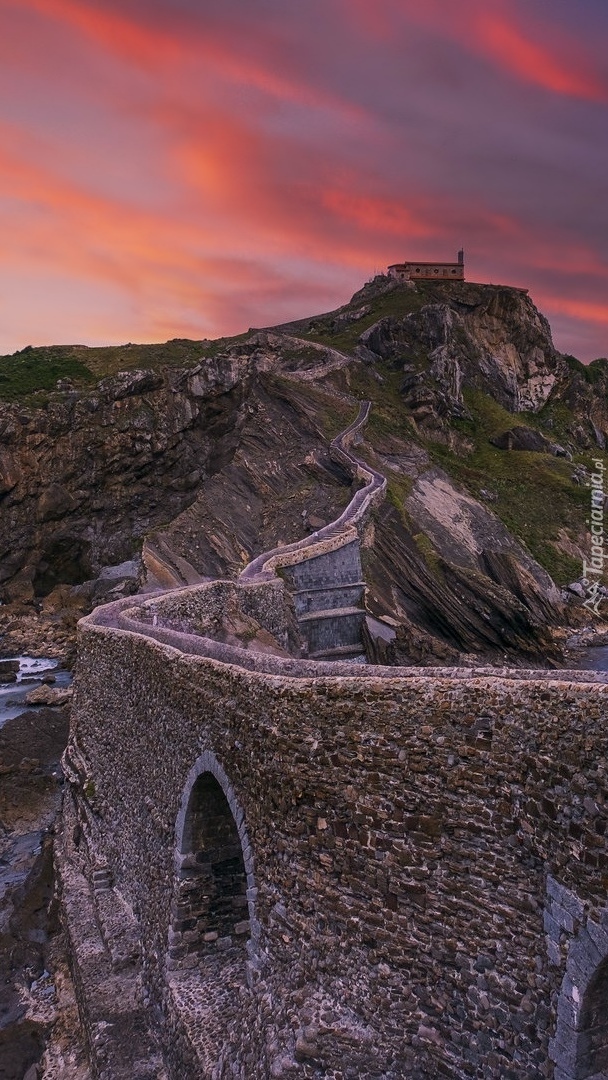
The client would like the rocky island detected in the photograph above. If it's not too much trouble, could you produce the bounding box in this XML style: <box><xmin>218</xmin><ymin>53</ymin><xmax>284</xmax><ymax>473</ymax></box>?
<box><xmin>1</xmin><ymin>272</ymin><xmax>607</xmax><ymax>1078</ymax></box>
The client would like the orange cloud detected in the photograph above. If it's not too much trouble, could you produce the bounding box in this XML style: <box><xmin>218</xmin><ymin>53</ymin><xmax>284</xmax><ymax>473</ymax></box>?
<box><xmin>159</xmin><ymin>97</ymin><xmax>391</xmax><ymax>270</ymax></box>
<box><xmin>1</xmin><ymin>0</ymin><xmax>606</xmax><ymax>359</ymax></box>
<box><xmin>0</xmin><ymin>131</ymin><xmax>219</xmax><ymax>308</ymax></box>
<box><xmin>352</xmin><ymin>1</ymin><xmax>608</xmax><ymax>104</ymax></box>
<box><xmin>2</xmin><ymin>0</ymin><xmax>181</xmax><ymax>69</ymax></box>
<box><xmin>540</xmin><ymin>297</ymin><xmax>608</xmax><ymax>327</ymax></box>
<box><xmin>322</xmin><ymin>189</ymin><xmax>434</xmax><ymax>239</ymax></box>
<box><xmin>0</xmin><ymin>121</ymin><xmax>383</xmax><ymax>344</ymax></box>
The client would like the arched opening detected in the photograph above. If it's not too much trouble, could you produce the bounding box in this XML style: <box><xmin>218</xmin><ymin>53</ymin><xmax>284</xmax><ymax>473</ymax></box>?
<box><xmin>170</xmin><ymin>772</ymin><xmax>249</xmax><ymax>966</ymax></box>
<box><xmin>577</xmin><ymin>958</ymin><xmax>608</xmax><ymax>1079</ymax></box>
<box><xmin>167</xmin><ymin>758</ymin><xmax>258</xmax><ymax>1071</ymax></box>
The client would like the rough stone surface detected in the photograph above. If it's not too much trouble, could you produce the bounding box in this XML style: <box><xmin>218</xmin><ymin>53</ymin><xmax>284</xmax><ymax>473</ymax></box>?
<box><xmin>25</xmin><ymin>685</ymin><xmax>73</xmax><ymax>707</ymax></box>
<box><xmin>60</xmin><ymin>581</ymin><xmax>608</xmax><ymax>1078</ymax></box>
<box><xmin>359</xmin><ymin>284</ymin><xmax>565</xmax><ymax>414</ymax></box>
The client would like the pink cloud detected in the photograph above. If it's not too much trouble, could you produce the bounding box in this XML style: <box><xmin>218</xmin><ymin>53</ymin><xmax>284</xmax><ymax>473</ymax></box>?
<box><xmin>6</xmin><ymin>0</ymin><xmax>363</xmax><ymax>119</ymax></box>
<box><xmin>0</xmin><ymin>0</ymin><xmax>606</xmax><ymax>360</ymax></box>
<box><xmin>474</xmin><ymin>11</ymin><xmax>608</xmax><ymax>102</ymax></box>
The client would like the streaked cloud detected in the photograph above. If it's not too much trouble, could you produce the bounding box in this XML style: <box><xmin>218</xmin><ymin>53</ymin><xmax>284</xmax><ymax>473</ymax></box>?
<box><xmin>0</xmin><ymin>0</ymin><xmax>606</xmax><ymax>359</ymax></box>
<box><xmin>473</xmin><ymin>12</ymin><xmax>608</xmax><ymax>103</ymax></box>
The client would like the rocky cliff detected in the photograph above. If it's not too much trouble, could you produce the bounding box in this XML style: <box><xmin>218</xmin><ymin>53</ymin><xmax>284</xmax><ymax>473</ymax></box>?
<box><xmin>0</xmin><ymin>353</ymin><xmax>255</xmax><ymax>600</ymax></box>
<box><xmin>0</xmin><ymin>276</ymin><xmax>605</xmax><ymax>665</ymax></box>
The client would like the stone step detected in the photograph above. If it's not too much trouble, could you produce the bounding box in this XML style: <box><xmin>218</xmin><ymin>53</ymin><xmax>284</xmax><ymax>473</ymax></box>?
<box><xmin>298</xmin><ymin>605</ymin><xmax>365</xmax><ymax>623</ymax></box>
<box><xmin>299</xmin><ymin>607</ymin><xmax>366</xmax><ymax>652</ymax></box>
<box><xmin>293</xmin><ymin>581</ymin><xmax>366</xmax><ymax>594</ymax></box>
<box><xmin>294</xmin><ymin>583</ymin><xmax>365</xmax><ymax>616</ymax></box>
<box><xmin>309</xmin><ymin>645</ymin><xmax>367</xmax><ymax>661</ymax></box>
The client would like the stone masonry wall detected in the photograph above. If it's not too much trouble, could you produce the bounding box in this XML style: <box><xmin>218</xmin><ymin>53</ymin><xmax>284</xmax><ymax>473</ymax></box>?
<box><xmin>282</xmin><ymin>541</ymin><xmax>363</xmax><ymax>591</ymax></box>
<box><xmin>66</xmin><ymin>608</ymin><xmax>608</xmax><ymax>1080</ymax></box>
<box><xmin>282</xmin><ymin>539</ymin><xmax>367</xmax><ymax>658</ymax></box>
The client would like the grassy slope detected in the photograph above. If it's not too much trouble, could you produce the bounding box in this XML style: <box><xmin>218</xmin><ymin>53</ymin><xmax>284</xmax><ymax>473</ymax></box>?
<box><xmin>296</xmin><ymin>282</ymin><xmax>428</xmax><ymax>353</ymax></box>
<box><xmin>350</xmin><ymin>360</ymin><xmax>594</xmax><ymax>585</ymax></box>
<box><xmin>0</xmin><ymin>335</ymin><xmax>251</xmax><ymax>402</ymax></box>
<box><xmin>428</xmin><ymin>391</ymin><xmax>588</xmax><ymax>584</ymax></box>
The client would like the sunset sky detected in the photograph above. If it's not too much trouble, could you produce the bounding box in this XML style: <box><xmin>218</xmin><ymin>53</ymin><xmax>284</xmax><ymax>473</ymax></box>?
<box><xmin>1</xmin><ymin>0</ymin><xmax>607</xmax><ymax>359</ymax></box>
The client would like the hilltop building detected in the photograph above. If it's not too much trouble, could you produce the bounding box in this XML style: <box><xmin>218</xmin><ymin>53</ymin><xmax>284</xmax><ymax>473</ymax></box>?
<box><xmin>388</xmin><ymin>248</ymin><xmax>465</xmax><ymax>281</ymax></box>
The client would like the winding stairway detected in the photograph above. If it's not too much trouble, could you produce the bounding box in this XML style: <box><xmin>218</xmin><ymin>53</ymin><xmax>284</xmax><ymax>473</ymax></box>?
<box><xmin>239</xmin><ymin>399</ymin><xmax>386</xmax><ymax>661</ymax></box>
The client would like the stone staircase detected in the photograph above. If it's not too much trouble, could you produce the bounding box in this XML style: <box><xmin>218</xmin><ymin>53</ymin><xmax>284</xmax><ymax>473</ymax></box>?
<box><xmin>239</xmin><ymin>399</ymin><xmax>385</xmax><ymax>664</ymax></box>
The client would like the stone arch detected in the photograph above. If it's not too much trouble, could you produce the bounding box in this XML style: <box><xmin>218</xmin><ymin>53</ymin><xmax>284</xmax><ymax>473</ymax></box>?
<box><xmin>168</xmin><ymin>751</ymin><xmax>258</xmax><ymax>975</ymax></box>
<box><xmin>549</xmin><ymin>887</ymin><xmax>608</xmax><ymax>1080</ymax></box>
<box><xmin>577</xmin><ymin>957</ymin><xmax>608</xmax><ymax>1077</ymax></box>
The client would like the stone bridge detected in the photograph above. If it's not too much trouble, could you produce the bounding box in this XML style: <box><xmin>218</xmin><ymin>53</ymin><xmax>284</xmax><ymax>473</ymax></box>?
<box><xmin>57</xmin><ymin>404</ymin><xmax>608</xmax><ymax>1080</ymax></box>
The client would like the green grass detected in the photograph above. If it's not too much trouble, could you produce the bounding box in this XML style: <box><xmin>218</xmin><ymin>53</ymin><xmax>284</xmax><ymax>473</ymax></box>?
<box><xmin>277</xmin><ymin>344</ymin><xmax>330</xmax><ymax>370</ymax></box>
<box><xmin>385</xmin><ymin>473</ymin><xmax>414</xmax><ymax>513</ymax></box>
<box><xmin>1</xmin><ymin>278</ymin><xmax>599</xmax><ymax>592</ymax></box>
<box><xmin>349</xmin><ymin>374</ymin><xmax>603</xmax><ymax>588</ymax></box>
<box><xmin>346</xmin><ymin>364</ymin><xmax>416</xmax><ymax>438</ymax></box>
<box><xmin>0</xmin><ymin>333</ymin><xmax>254</xmax><ymax>402</ymax></box>
<box><xmin>424</xmin><ymin>389</ymin><xmax>595</xmax><ymax>584</ymax></box>
<box><xmin>563</xmin><ymin>353</ymin><xmax>608</xmax><ymax>385</ymax></box>
<box><xmin>0</xmin><ymin>348</ymin><xmax>96</xmax><ymax>401</ymax></box>
<box><xmin>301</xmin><ymin>283</ymin><xmax>429</xmax><ymax>354</ymax></box>
<box><xmin>413</xmin><ymin>531</ymin><xmax>445</xmax><ymax>581</ymax></box>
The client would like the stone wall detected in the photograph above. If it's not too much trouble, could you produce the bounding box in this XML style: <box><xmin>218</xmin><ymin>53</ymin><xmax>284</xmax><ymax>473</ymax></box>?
<box><xmin>282</xmin><ymin>540</ymin><xmax>366</xmax><ymax>659</ymax></box>
<box><xmin>239</xmin><ymin>400</ymin><xmax>386</xmax><ymax>586</ymax></box>
<box><xmin>62</xmin><ymin>596</ymin><xmax>608</xmax><ymax>1079</ymax></box>
<box><xmin>388</xmin><ymin>262</ymin><xmax>465</xmax><ymax>282</ymax></box>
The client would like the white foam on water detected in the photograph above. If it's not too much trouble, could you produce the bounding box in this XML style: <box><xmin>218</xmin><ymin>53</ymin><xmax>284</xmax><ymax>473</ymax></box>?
<box><xmin>0</xmin><ymin>656</ymin><xmax>69</xmax><ymax>727</ymax></box>
<box><xmin>15</xmin><ymin>656</ymin><xmax>59</xmax><ymax>681</ymax></box>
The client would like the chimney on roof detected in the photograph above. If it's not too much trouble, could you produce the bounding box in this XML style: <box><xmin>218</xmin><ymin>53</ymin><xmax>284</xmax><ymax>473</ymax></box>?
<box><xmin>458</xmin><ymin>249</ymin><xmax>464</xmax><ymax>266</ymax></box>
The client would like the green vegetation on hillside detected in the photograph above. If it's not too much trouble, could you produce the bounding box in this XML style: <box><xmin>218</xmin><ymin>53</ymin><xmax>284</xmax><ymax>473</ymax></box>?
<box><xmin>297</xmin><ymin>279</ymin><xmax>599</xmax><ymax>586</ymax></box>
<box><xmin>0</xmin><ymin>334</ymin><xmax>253</xmax><ymax>402</ymax></box>
<box><xmin>563</xmin><ymin>353</ymin><xmax>608</xmax><ymax>385</ymax></box>
<box><xmin>425</xmin><ymin>389</ymin><xmax>591</xmax><ymax>584</ymax></box>
<box><xmin>310</xmin><ymin>320</ymin><xmax>594</xmax><ymax>587</ymax></box>
<box><xmin>0</xmin><ymin>348</ymin><xmax>96</xmax><ymax>401</ymax></box>
<box><xmin>300</xmin><ymin>282</ymin><xmax>428</xmax><ymax>353</ymax></box>
<box><xmin>0</xmin><ymin>276</ymin><xmax>601</xmax><ymax>592</ymax></box>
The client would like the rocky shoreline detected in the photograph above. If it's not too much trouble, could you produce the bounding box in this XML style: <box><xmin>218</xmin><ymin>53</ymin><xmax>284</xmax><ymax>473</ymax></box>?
<box><xmin>0</xmin><ymin>701</ymin><xmax>88</xmax><ymax>1079</ymax></box>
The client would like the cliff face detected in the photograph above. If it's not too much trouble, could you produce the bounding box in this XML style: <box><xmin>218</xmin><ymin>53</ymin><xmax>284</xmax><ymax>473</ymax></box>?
<box><xmin>358</xmin><ymin>282</ymin><xmax>566</xmax><ymax>416</ymax></box>
<box><xmin>0</xmin><ymin>357</ymin><xmax>254</xmax><ymax>599</ymax></box>
<box><xmin>0</xmin><ymin>276</ymin><xmax>604</xmax><ymax>664</ymax></box>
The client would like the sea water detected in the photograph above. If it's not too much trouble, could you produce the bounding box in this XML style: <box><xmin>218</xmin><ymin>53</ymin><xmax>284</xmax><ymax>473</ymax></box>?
<box><xmin>0</xmin><ymin>657</ymin><xmax>72</xmax><ymax>727</ymax></box>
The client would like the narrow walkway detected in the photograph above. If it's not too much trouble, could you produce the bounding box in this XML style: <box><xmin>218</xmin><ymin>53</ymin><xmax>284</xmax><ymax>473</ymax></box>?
<box><xmin>239</xmin><ymin>400</ymin><xmax>386</xmax><ymax>659</ymax></box>
<box><xmin>262</xmin><ymin>329</ymin><xmax>358</xmax><ymax>382</ymax></box>
<box><xmin>168</xmin><ymin>952</ymin><xmax>246</xmax><ymax>1076</ymax></box>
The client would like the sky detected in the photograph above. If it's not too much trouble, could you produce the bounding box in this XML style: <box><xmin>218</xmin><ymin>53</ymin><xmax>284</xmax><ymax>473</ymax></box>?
<box><xmin>1</xmin><ymin>0</ymin><xmax>607</xmax><ymax>360</ymax></box>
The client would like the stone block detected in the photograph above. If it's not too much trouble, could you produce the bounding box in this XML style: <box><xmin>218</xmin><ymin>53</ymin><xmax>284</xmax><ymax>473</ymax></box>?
<box><xmin>546</xmin><ymin>936</ymin><xmax>562</xmax><ymax>967</ymax></box>
<box><xmin>546</xmin><ymin>877</ymin><xmax>585</xmax><ymax>921</ymax></box>
<box><xmin>550</xmin><ymin>903</ymin><xmax>577</xmax><ymax>934</ymax></box>
<box><xmin>584</xmin><ymin>917</ymin><xmax>608</xmax><ymax>958</ymax></box>
<box><xmin>543</xmin><ymin>911</ymin><xmax>561</xmax><ymax>942</ymax></box>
